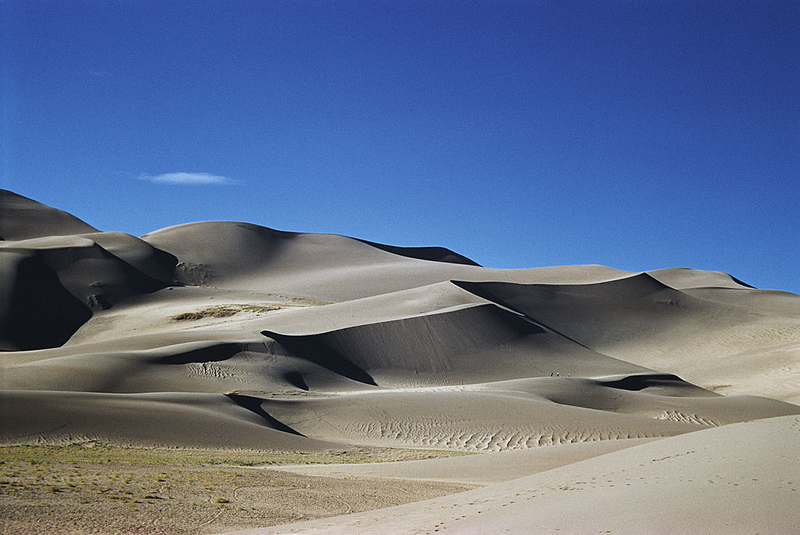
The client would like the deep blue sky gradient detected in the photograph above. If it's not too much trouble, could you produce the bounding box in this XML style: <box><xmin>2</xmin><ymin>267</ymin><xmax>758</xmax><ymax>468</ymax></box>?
<box><xmin>3</xmin><ymin>1</ymin><xmax>798</xmax><ymax>292</ymax></box>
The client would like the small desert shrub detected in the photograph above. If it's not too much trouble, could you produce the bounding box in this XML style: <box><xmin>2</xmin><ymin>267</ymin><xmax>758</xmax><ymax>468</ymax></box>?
<box><xmin>172</xmin><ymin>312</ymin><xmax>205</xmax><ymax>321</ymax></box>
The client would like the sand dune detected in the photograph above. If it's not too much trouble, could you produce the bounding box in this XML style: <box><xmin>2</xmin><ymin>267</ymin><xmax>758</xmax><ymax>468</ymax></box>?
<box><xmin>232</xmin><ymin>415</ymin><xmax>800</xmax><ymax>535</ymax></box>
<box><xmin>455</xmin><ymin>277</ymin><xmax>800</xmax><ymax>401</ymax></box>
<box><xmin>262</xmin><ymin>302</ymin><xmax>649</xmax><ymax>385</ymax></box>
<box><xmin>1</xmin><ymin>189</ymin><xmax>799</xmax><ymax>534</ymax></box>
<box><xmin>0</xmin><ymin>190</ymin><xmax>98</xmax><ymax>240</ymax></box>
<box><xmin>269</xmin><ymin>437</ymin><xmax>659</xmax><ymax>485</ymax></box>
<box><xmin>140</xmin><ymin>220</ymin><xmax>637</xmax><ymax>302</ymax></box>
<box><xmin>0</xmin><ymin>389</ymin><xmax>344</xmax><ymax>451</ymax></box>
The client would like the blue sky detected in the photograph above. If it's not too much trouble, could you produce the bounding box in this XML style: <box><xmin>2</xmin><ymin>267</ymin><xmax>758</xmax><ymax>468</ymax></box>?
<box><xmin>3</xmin><ymin>1</ymin><xmax>798</xmax><ymax>293</ymax></box>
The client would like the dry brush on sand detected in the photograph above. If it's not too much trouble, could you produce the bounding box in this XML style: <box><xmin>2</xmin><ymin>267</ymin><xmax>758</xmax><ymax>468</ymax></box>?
<box><xmin>1</xmin><ymin>188</ymin><xmax>799</xmax><ymax>534</ymax></box>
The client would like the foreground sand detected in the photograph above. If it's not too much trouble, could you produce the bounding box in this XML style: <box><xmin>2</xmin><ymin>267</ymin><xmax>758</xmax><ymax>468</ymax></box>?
<box><xmin>228</xmin><ymin>415</ymin><xmax>800</xmax><ymax>535</ymax></box>
<box><xmin>2</xmin><ymin>189</ymin><xmax>799</xmax><ymax>533</ymax></box>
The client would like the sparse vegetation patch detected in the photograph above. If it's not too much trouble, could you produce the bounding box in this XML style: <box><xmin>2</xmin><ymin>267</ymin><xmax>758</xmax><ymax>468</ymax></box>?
<box><xmin>0</xmin><ymin>442</ymin><xmax>468</xmax><ymax>467</ymax></box>
<box><xmin>0</xmin><ymin>443</ymin><xmax>472</xmax><ymax>534</ymax></box>
<box><xmin>171</xmin><ymin>304</ymin><xmax>281</xmax><ymax>321</ymax></box>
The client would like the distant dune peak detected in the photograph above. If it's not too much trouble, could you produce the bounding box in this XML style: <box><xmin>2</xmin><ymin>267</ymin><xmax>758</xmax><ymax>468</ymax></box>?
<box><xmin>0</xmin><ymin>189</ymin><xmax>99</xmax><ymax>240</ymax></box>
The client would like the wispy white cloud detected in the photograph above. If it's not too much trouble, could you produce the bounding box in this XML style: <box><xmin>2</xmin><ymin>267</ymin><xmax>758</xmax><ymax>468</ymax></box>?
<box><xmin>139</xmin><ymin>172</ymin><xmax>235</xmax><ymax>185</ymax></box>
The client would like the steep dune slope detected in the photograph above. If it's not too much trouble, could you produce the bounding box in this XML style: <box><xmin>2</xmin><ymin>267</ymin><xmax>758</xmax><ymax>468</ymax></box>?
<box><xmin>261</xmin><ymin>302</ymin><xmax>647</xmax><ymax>386</ymax></box>
<box><xmin>1</xmin><ymin>191</ymin><xmax>179</xmax><ymax>349</ymax></box>
<box><xmin>0</xmin><ymin>190</ymin><xmax>98</xmax><ymax>240</ymax></box>
<box><xmin>0</xmin><ymin>250</ymin><xmax>92</xmax><ymax>350</ymax></box>
<box><xmin>455</xmin><ymin>277</ymin><xmax>800</xmax><ymax>400</ymax></box>
<box><xmin>0</xmin><ymin>233</ymin><xmax>176</xmax><ymax>350</ymax></box>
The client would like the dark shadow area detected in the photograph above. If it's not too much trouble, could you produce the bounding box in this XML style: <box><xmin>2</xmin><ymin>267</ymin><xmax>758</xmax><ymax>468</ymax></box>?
<box><xmin>2</xmin><ymin>255</ymin><xmax>92</xmax><ymax>350</ymax></box>
<box><xmin>452</xmin><ymin>280</ymin><xmax>589</xmax><ymax>348</ymax></box>
<box><xmin>597</xmin><ymin>374</ymin><xmax>689</xmax><ymax>392</ymax></box>
<box><xmin>224</xmin><ymin>393</ymin><xmax>305</xmax><ymax>435</ymax></box>
<box><xmin>356</xmin><ymin>239</ymin><xmax>481</xmax><ymax>266</ymax></box>
<box><xmin>730</xmin><ymin>275</ymin><xmax>755</xmax><ymax>289</ymax></box>
<box><xmin>154</xmin><ymin>342</ymin><xmax>241</xmax><ymax>364</ymax></box>
<box><xmin>284</xmin><ymin>371</ymin><xmax>310</xmax><ymax>391</ymax></box>
<box><xmin>261</xmin><ymin>330</ymin><xmax>378</xmax><ymax>386</ymax></box>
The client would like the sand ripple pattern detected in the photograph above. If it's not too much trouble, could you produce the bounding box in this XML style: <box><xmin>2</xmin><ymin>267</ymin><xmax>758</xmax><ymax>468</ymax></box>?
<box><xmin>655</xmin><ymin>411</ymin><xmax>718</xmax><ymax>426</ymax></box>
<box><xmin>340</xmin><ymin>419</ymin><xmax>661</xmax><ymax>453</ymax></box>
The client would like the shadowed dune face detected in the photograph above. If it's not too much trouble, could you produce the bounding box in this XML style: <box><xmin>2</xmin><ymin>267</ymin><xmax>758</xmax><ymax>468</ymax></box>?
<box><xmin>3</xmin><ymin>234</ymin><xmax>177</xmax><ymax>302</ymax></box>
<box><xmin>0</xmin><ymin>237</ymin><xmax>176</xmax><ymax>350</ymax></box>
<box><xmin>0</xmin><ymin>252</ymin><xmax>92</xmax><ymax>350</ymax></box>
<box><xmin>0</xmin><ymin>190</ymin><xmax>98</xmax><ymax>240</ymax></box>
<box><xmin>453</xmin><ymin>275</ymin><xmax>751</xmax><ymax>351</ymax></box>
<box><xmin>453</xmin><ymin>278</ymin><xmax>800</xmax><ymax>379</ymax></box>
<box><xmin>352</xmin><ymin>238</ymin><xmax>482</xmax><ymax>266</ymax></box>
<box><xmin>261</xmin><ymin>301</ymin><xmax>649</xmax><ymax>386</ymax></box>
<box><xmin>1</xmin><ymin>189</ymin><xmax>799</xmax><ymax>535</ymax></box>
<box><xmin>0</xmin><ymin>194</ymin><xmax>178</xmax><ymax>349</ymax></box>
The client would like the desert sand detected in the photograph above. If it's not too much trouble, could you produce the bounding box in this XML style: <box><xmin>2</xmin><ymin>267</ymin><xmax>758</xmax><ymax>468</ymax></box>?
<box><xmin>1</xmin><ymin>188</ymin><xmax>799</xmax><ymax>534</ymax></box>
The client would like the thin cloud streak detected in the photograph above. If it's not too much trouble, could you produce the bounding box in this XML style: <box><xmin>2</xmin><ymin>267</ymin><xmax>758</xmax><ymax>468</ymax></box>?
<box><xmin>139</xmin><ymin>172</ymin><xmax>235</xmax><ymax>185</ymax></box>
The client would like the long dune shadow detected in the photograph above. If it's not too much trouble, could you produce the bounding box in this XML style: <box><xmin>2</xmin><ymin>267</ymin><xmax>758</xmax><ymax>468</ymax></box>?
<box><xmin>451</xmin><ymin>280</ymin><xmax>594</xmax><ymax>350</ymax></box>
<box><xmin>596</xmin><ymin>373</ymin><xmax>699</xmax><ymax>392</ymax></box>
<box><xmin>153</xmin><ymin>342</ymin><xmax>242</xmax><ymax>365</ymax></box>
<box><xmin>354</xmin><ymin>239</ymin><xmax>481</xmax><ymax>266</ymax></box>
<box><xmin>261</xmin><ymin>330</ymin><xmax>378</xmax><ymax>386</ymax></box>
<box><xmin>284</xmin><ymin>371</ymin><xmax>310</xmax><ymax>391</ymax></box>
<box><xmin>224</xmin><ymin>393</ymin><xmax>306</xmax><ymax>436</ymax></box>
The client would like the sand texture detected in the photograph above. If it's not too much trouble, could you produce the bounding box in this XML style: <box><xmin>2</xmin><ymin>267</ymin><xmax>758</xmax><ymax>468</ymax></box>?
<box><xmin>1</xmin><ymin>189</ymin><xmax>799</xmax><ymax>534</ymax></box>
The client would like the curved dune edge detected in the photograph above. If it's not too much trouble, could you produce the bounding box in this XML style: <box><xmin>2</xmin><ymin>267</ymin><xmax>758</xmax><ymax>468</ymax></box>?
<box><xmin>222</xmin><ymin>415</ymin><xmax>800</xmax><ymax>535</ymax></box>
<box><xmin>0</xmin><ymin>390</ymin><xmax>342</xmax><ymax>451</ymax></box>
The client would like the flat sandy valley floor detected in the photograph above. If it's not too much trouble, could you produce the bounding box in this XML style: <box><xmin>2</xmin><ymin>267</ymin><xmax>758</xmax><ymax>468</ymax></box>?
<box><xmin>2</xmin><ymin>190</ymin><xmax>800</xmax><ymax>534</ymax></box>
<box><xmin>0</xmin><ymin>444</ymin><xmax>473</xmax><ymax>534</ymax></box>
